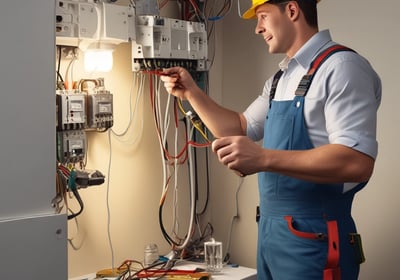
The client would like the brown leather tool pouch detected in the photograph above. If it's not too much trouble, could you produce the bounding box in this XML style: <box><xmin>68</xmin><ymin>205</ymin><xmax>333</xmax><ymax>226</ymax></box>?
<box><xmin>349</xmin><ymin>233</ymin><xmax>366</xmax><ymax>264</ymax></box>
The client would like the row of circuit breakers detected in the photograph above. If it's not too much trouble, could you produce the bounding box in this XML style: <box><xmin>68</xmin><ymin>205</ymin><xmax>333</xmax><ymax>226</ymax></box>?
<box><xmin>56</xmin><ymin>79</ymin><xmax>113</xmax><ymax>164</ymax></box>
<box><xmin>55</xmin><ymin>0</ymin><xmax>208</xmax><ymax>72</ymax></box>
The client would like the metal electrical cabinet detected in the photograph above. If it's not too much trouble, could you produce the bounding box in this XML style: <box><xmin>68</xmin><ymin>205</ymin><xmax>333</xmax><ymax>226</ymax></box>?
<box><xmin>0</xmin><ymin>0</ymin><xmax>67</xmax><ymax>279</ymax></box>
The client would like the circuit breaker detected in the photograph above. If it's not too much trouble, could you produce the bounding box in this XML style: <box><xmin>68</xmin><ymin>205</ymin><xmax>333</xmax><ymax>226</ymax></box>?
<box><xmin>132</xmin><ymin>15</ymin><xmax>208</xmax><ymax>71</ymax></box>
<box><xmin>57</xmin><ymin>130</ymin><xmax>86</xmax><ymax>164</ymax></box>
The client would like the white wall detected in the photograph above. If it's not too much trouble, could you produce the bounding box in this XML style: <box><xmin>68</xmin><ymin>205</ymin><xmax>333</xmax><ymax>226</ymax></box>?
<box><xmin>210</xmin><ymin>0</ymin><xmax>400</xmax><ymax>279</ymax></box>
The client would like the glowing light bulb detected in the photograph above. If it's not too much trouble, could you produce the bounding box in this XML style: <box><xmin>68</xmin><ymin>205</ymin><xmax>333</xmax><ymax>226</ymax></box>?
<box><xmin>84</xmin><ymin>49</ymin><xmax>114</xmax><ymax>72</ymax></box>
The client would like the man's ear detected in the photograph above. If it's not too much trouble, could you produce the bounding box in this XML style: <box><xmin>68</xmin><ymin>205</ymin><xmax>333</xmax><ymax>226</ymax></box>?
<box><xmin>286</xmin><ymin>1</ymin><xmax>300</xmax><ymax>20</ymax></box>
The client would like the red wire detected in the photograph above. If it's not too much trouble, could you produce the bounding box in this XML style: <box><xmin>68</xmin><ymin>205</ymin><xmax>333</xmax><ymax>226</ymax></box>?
<box><xmin>148</xmin><ymin>72</ymin><xmax>211</xmax><ymax>165</ymax></box>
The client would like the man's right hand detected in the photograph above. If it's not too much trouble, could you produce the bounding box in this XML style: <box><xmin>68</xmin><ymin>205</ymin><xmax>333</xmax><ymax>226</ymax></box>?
<box><xmin>160</xmin><ymin>67</ymin><xmax>200</xmax><ymax>100</ymax></box>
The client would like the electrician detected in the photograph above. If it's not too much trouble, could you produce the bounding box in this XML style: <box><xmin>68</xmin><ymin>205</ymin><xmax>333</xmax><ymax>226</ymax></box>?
<box><xmin>161</xmin><ymin>0</ymin><xmax>381</xmax><ymax>279</ymax></box>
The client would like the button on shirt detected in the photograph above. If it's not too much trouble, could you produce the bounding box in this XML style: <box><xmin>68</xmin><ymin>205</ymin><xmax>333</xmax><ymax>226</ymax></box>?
<box><xmin>244</xmin><ymin>29</ymin><xmax>382</xmax><ymax>160</ymax></box>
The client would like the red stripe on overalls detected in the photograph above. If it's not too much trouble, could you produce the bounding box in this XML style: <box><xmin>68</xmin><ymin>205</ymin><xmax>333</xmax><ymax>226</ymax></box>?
<box><xmin>324</xmin><ymin>220</ymin><xmax>340</xmax><ymax>280</ymax></box>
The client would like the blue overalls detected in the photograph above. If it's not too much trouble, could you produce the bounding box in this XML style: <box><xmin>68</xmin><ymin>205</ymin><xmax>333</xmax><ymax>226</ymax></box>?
<box><xmin>256</xmin><ymin>46</ymin><xmax>366</xmax><ymax>280</ymax></box>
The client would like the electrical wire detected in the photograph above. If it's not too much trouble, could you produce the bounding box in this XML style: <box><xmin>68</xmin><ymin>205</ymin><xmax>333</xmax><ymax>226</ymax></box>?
<box><xmin>149</xmin><ymin>72</ymin><xmax>211</xmax><ymax>254</ymax></box>
<box><xmin>237</xmin><ymin>0</ymin><xmax>245</xmax><ymax>17</ymax></box>
<box><xmin>56</xmin><ymin>164</ymin><xmax>84</xmax><ymax>220</ymax></box>
<box><xmin>68</xmin><ymin>213</ymin><xmax>86</xmax><ymax>250</ymax></box>
<box><xmin>67</xmin><ymin>189</ymin><xmax>84</xmax><ymax>220</ymax></box>
<box><xmin>158</xmin><ymin>0</ymin><xmax>169</xmax><ymax>9</ymax></box>
<box><xmin>56</xmin><ymin>46</ymin><xmax>65</xmax><ymax>89</ymax></box>
<box><xmin>172</xmin><ymin>117</ymin><xmax>182</xmax><ymax>239</ymax></box>
<box><xmin>174</xmin><ymin>121</ymin><xmax>196</xmax><ymax>250</ymax></box>
<box><xmin>106</xmin><ymin>129</ymin><xmax>116</xmax><ymax>272</ymax></box>
<box><xmin>195</xmin><ymin>143</ymin><xmax>211</xmax><ymax>216</ymax></box>
<box><xmin>111</xmin><ymin>72</ymin><xmax>145</xmax><ymax>146</ymax></box>
<box><xmin>64</xmin><ymin>48</ymin><xmax>78</xmax><ymax>90</ymax></box>
<box><xmin>205</xmin><ymin>0</ymin><xmax>233</xmax><ymax>21</ymax></box>
<box><xmin>224</xmin><ymin>176</ymin><xmax>244</xmax><ymax>263</ymax></box>
<box><xmin>176</xmin><ymin>98</ymin><xmax>211</xmax><ymax>142</ymax></box>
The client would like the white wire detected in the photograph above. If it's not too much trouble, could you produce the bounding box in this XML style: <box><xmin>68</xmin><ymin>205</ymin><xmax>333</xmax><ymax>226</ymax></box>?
<box><xmin>110</xmin><ymin>72</ymin><xmax>137</xmax><ymax>136</ymax></box>
<box><xmin>172</xmin><ymin>125</ymin><xmax>180</xmax><ymax>236</ymax></box>
<box><xmin>159</xmin><ymin>79</ymin><xmax>171</xmax><ymax>165</ymax></box>
<box><xmin>67</xmin><ymin>211</ymin><xmax>86</xmax><ymax>251</ymax></box>
<box><xmin>173</xmin><ymin>116</ymin><xmax>197</xmax><ymax>250</ymax></box>
<box><xmin>224</xmin><ymin>176</ymin><xmax>244</xmax><ymax>262</ymax></box>
<box><xmin>154</xmin><ymin>75</ymin><xmax>169</xmax><ymax>198</ymax></box>
<box><xmin>111</xmin><ymin>72</ymin><xmax>145</xmax><ymax>145</ymax></box>
<box><xmin>152</xmin><ymin>73</ymin><xmax>196</xmax><ymax>251</ymax></box>
<box><xmin>64</xmin><ymin>54</ymin><xmax>77</xmax><ymax>90</ymax></box>
<box><xmin>237</xmin><ymin>0</ymin><xmax>244</xmax><ymax>18</ymax></box>
<box><xmin>106</xmin><ymin>129</ymin><xmax>115</xmax><ymax>271</ymax></box>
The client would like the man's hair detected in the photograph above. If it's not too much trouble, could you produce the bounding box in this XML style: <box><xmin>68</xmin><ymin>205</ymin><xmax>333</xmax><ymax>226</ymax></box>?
<box><xmin>269</xmin><ymin>0</ymin><xmax>318</xmax><ymax>28</ymax></box>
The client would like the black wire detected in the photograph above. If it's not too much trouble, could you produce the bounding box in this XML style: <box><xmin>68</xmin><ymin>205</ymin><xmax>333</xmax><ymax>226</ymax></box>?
<box><xmin>196</xmin><ymin>144</ymin><xmax>210</xmax><ymax>215</ymax></box>
<box><xmin>56</xmin><ymin>46</ymin><xmax>64</xmax><ymax>88</ymax></box>
<box><xmin>159</xmin><ymin>201</ymin><xmax>180</xmax><ymax>247</ymax></box>
<box><xmin>124</xmin><ymin>260</ymin><xmax>169</xmax><ymax>280</ymax></box>
<box><xmin>68</xmin><ymin>189</ymin><xmax>84</xmax><ymax>220</ymax></box>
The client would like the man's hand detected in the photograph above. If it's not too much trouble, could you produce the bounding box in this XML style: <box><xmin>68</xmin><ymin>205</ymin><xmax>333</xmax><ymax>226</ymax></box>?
<box><xmin>212</xmin><ymin>136</ymin><xmax>265</xmax><ymax>176</ymax></box>
<box><xmin>160</xmin><ymin>67</ymin><xmax>200</xmax><ymax>100</ymax></box>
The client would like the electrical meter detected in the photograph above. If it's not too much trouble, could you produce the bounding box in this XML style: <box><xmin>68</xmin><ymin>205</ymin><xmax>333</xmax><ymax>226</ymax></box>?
<box><xmin>56</xmin><ymin>90</ymin><xmax>86</xmax><ymax>131</ymax></box>
<box><xmin>86</xmin><ymin>91</ymin><xmax>114</xmax><ymax>130</ymax></box>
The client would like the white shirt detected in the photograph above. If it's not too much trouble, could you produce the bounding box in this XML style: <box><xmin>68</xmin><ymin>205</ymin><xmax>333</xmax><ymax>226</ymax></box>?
<box><xmin>244</xmin><ymin>30</ymin><xmax>382</xmax><ymax>159</ymax></box>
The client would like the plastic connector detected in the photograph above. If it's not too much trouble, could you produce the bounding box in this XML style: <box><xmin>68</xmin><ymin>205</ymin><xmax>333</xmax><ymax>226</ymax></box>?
<box><xmin>75</xmin><ymin>170</ymin><xmax>105</xmax><ymax>188</ymax></box>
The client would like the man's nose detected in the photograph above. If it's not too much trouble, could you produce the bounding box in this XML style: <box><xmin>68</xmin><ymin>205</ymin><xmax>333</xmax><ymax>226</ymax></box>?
<box><xmin>255</xmin><ymin>22</ymin><xmax>265</xmax><ymax>34</ymax></box>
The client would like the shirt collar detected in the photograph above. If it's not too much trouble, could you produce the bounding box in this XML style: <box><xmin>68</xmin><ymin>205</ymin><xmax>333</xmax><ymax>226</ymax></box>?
<box><xmin>279</xmin><ymin>29</ymin><xmax>333</xmax><ymax>71</ymax></box>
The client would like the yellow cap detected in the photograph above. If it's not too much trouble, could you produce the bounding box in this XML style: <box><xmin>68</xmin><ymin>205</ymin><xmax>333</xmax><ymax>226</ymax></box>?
<box><xmin>242</xmin><ymin>0</ymin><xmax>320</xmax><ymax>19</ymax></box>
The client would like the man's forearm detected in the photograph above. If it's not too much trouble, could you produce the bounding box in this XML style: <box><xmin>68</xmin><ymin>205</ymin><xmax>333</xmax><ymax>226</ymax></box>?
<box><xmin>186</xmin><ymin>89</ymin><xmax>246</xmax><ymax>137</ymax></box>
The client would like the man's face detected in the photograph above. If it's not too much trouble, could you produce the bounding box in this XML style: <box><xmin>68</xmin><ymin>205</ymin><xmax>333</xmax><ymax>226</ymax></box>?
<box><xmin>255</xmin><ymin>2</ymin><xmax>295</xmax><ymax>54</ymax></box>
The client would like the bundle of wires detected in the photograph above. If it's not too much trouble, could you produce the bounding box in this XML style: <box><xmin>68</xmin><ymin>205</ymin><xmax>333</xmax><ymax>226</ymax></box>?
<box><xmin>147</xmin><ymin>71</ymin><xmax>212</xmax><ymax>255</ymax></box>
<box><xmin>57</xmin><ymin>164</ymin><xmax>84</xmax><ymax>220</ymax></box>
<box><xmin>98</xmin><ymin>258</ymin><xmax>209</xmax><ymax>280</ymax></box>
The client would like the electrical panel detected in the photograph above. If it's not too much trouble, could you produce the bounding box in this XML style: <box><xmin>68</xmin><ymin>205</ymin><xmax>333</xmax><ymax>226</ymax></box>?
<box><xmin>55</xmin><ymin>0</ymin><xmax>133</xmax><ymax>49</ymax></box>
<box><xmin>56</xmin><ymin>0</ymin><xmax>99</xmax><ymax>46</ymax></box>
<box><xmin>56</xmin><ymin>81</ymin><xmax>114</xmax><ymax>164</ymax></box>
<box><xmin>132</xmin><ymin>16</ymin><xmax>208</xmax><ymax>71</ymax></box>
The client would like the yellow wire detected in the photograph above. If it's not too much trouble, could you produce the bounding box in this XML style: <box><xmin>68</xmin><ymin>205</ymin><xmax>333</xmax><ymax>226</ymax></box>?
<box><xmin>177</xmin><ymin>99</ymin><xmax>211</xmax><ymax>142</ymax></box>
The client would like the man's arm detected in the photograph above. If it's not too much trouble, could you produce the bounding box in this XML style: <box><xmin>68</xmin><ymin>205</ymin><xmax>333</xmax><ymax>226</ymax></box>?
<box><xmin>161</xmin><ymin>67</ymin><xmax>246</xmax><ymax>137</ymax></box>
<box><xmin>212</xmin><ymin>136</ymin><xmax>375</xmax><ymax>183</ymax></box>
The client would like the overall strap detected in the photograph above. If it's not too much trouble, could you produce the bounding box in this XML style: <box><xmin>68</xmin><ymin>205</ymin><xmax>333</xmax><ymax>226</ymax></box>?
<box><xmin>269</xmin><ymin>70</ymin><xmax>283</xmax><ymax>104</ymax></box>
<box><xmin>269</xmin><ymin>45</ymin><xmax>354</xmax><ymax>101</ymax></box>
<box><xmin>295</xmin><ymin>45</ymin><xmax>355</xmax><ymax>97</ymax></box>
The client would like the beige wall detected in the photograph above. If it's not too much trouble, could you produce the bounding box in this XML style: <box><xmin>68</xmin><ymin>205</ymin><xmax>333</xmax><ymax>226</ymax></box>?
<box><xmin>68</xmin><ymin>0</ymin><xmax>400</xmax><ymax>279</ymax></box>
